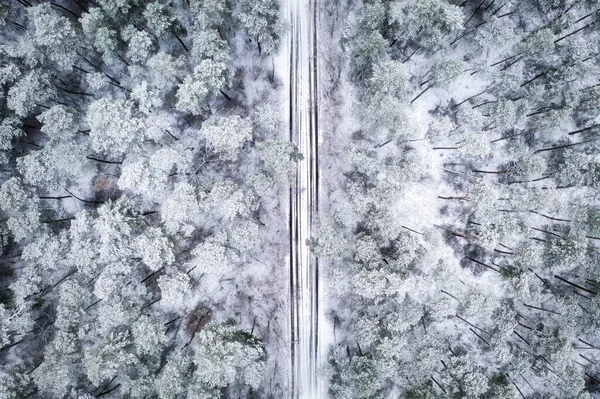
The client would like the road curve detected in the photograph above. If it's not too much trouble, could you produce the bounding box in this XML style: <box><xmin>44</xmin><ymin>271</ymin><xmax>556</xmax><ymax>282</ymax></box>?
<box><xmin>289</xmin><ymin>0</ymin><xmax>320</xmax><ymax>397</ymax></box>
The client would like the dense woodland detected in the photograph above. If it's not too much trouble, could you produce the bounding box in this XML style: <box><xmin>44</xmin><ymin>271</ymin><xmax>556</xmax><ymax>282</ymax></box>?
<box><xmin>0</xmin><ymin>0</ymin><xmax>292</xmax><ymax>397</ymax></box>
<box><xmin>2</xmin><ymin>0</ymin><xmax>600</xmax><ymax>398</ymax></box>
<box><xmin>316</xmin><ymin>0</ymin><xmax>600</xmax><ymax>398</ymax></box>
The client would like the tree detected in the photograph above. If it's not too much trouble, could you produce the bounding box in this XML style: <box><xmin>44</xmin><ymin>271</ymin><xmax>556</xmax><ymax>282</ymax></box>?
<box><xmin>457</xmin><ymin>129</ymin><xmax>492</xmax><ymax>158</ymax></box>
<box><xmin>439</xmin><ymin>355</ymin><xmax>489</xmax><ymax>398</ymax></box>
<box><xmin>0</xmin><ymin>368</ymin><xmax>32</xmax><ymax>399</ymax></box>
<box><xmin>154</xmin><ymin>349</ymin><xmax>193</xmax><ymax>397</ymax></box>
<box><xmin>308</xmin><ymin>221</ymin><xmax>348</xmax><ymax>260</ymax></box>
<box><xmin>132</xmin><ymin>314</ymin><xmax>168</xmax><ymax>357</ymax></box>
<box><xmin>21</xmin><ymin>232</ymin><xmax>67</xmax><ymax>273</ymax></box>
<box><xmin>0</xmin><ymin>305</ymin><xmax>11</xmax><ymax>348</ymax></box>
<box><xmin>0</xmin><ymin>117</ymin><xmax>23</xmax><ymax>152</ymax></box>
<box><xmin>176</xmin><ymin>59</ymin><xmax>229</xmax><ymax>115</ymax></box>
<box><xmin>0</xmin><ymin>177</ymin><xmax>42</xmax><ymax>243</ymax></box>
<box><xmin>87</xmin><ymin>98</ymin><xmax>146</xmax><ymax>156</ymax></box>
<box><xmin>190</xmin><ymin>29</ymin><xmax>228</xmax><ymax>63</ymax></box>
<box><xmin>246</xmin><ymin>172</ymin><xmax>275</xmax><ymax>197</ymax></box>
<box><xmin>97</xmin><ymin>0</ymin><xmax>138</xmax><ymax>17</ymax></box>
<box><xmin>24</xmin><ymin>4</ymin><xmax>78</xmax><ymax>70</ymax></box>
<box><xmin>257</xmin><ymin>139</ymin><xmax>301</xmax><ymax>182</ymax></box>
<box><xmin>203</xmin><ymin>180</ymin><xmax>256</xmax><ymax>221</ymax></box>
<box><xmin>192</xmin><ymin>232</ymin><xmax>237</xmax><ymax>275</ymax></box>
<box><xmin>37</xmin><ymin>105</ymin><xmax>80</xmax><ymax>141</ymax></box>
<box><xmin>357</xmin><ymin>0</ymin><xmax>386</xmax><ymax>33</ymax></box>
<box><xmin>83</xmin><ymin>330</ymin><xmax>135</xmax><ymax>386</ymax></box>
<box><xmin>200</xmin><ymin>115</ymin><xmax>253</xmax><ymax>160</ymax></box>
<box><xmin>351</xmin><ymin>31</ymin><xmax>387</xmax><ymax>78</ymax></box>
<box><xmin>473</xmin><ymin>15</ymin><xmax>514</xmax><ymax>52</ymax></box>
<box><xmin>489</xmin><ymin>100</ymin><xmax>527</xmax><ymax>132</ymax></box>
<box><xmin>131</xmin><ymin>81</ymin><xmax>162</xmax><ymax>114</ymax></box>
<box><xmin>160</xmin><ymin>182</ymin><xmax>203</xmax><ymax>235</ymax></box>
<box><xmin>429</xmin><ymin>57</ymin><xmax>464</xmax><ymax>87</ymax></box>
<box><xmin>227</xmin><ymin>219</ymin><xmax>260</xmax><ymax>253</ymax></box>
<box><xmin>118</xmin><ymin>157</ymin><xmax>170</xmax><ymax>199</ymax></box>
<box><xmin>86</xmin><ymin>72</ymin><xmax>111</xmax><ymax>91</ymax></box>
<box><xmin>8</xmin><ymin>266</ymin><xmax>40</xmax><ymax>331</ymax></box>
<box><xmin>95</xmin><ymin>27</ymin><xmax>119</xmax><ymax>64</ymax></box>
<box><xmin>191</xmin><ymin>0</ymin><xmax>231</xmax><ymax>30</ymax></box>
<box><xmin>136</xmin><ymin>227</ymin><xmax>175</xmax><ymax>271</ymax></box>
<box><xmin>366</xmin><ymin>60</ymin><xmax>410</xmax><ymax>98</ymax></box>
<box><xmin>326</xmin><ymin>345</ymin><xmax>382</xmax><ymax>399</ymax></box>
<box><xmin>469</xmin><ymin>180</ymin><xmax>499</xmax><ymax>220</ymax></box>
<box><xmin>157</xmin><ymin>267</ymin><xmax>191</xmax><ymax>308</ymax></box>
<box><xmin>5</xmin><ymin>211</ymin><xmax>41</xmax><ymax>244</ymax></box>
<box><xmin>17</xmin><ymin>140</ymin><xmax>92</xmax><ymax>191</ymax></box>
<box><xmin>191</xmin><ymin>322</ymin><xmax>266</xmax><ymax>390</ymax></box>
<box><xmin>520</xmin><ymin>28</ymin><xmax>555</xmax><ymax>58</ymax></box>
<box><xmin>390</xmin><ymin>0</ymin><xmax>464</xmax><ymax>52</ymax></box>
<box><xmin>546</xmin><ymin>230</ymin><xmax>588</xmax><ymax>270</ymax></box>
<box><xmin>123</xmin><ymin>26</ymin><xmax>157</xmax><ymax>63</ymax></box>
<box><xmin>95</xmin><ymin>199</ymin><xmax>140</xmax><ymax>262</ymax></box>
<box><xmin>144</xmin><ymin>2</ymin><xmax>178</xmax><ymax>36</ymax></box>
<box><xmin>7</xmin><ymin>70</ymin><xmax>54</xmax><ymax>117</ymax></box>
<box><xmin>236</xmin><ymin>0</ymin><xmax>283</xmax><ymax>54</ymax></box>
<box><xmin>501</xmin><ymin>143</ymin><xmax>547</xmax><ymax>181</ymax></box>
<box><xmin>0</xmin><ymin>62</ymin><xmax>21</xmax><ymax>88</ymax></box>
<box><xmin>361</xmin><ymin>95</ymin><xmax>419</xmax><ymax>142</ymax></box>
<box><xmin>34</xmin><ymin>281</ymin><xmax>86</xmax><ymax>398</ymax></box>
<box><xmin>353</xmin><ymin>235</ymin><xmax>382</xmax><ymax>267</ymax></box>
<box><xmin>147</xmin><ymin>52</ymin><xmax>185</xmax><ymax>90</ymax></box>
<box><xmin>81</xmin><ymin>8</ymin><xmax>117</xmax><ymax>63</ymax></box>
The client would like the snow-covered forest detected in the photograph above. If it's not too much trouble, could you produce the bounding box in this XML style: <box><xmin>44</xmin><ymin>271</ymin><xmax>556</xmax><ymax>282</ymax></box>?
<box><xmin>316</xmin><ymin>0</ymin><xmax>600</xmax><ymax>398</ymax></box>
<box><xmin>1</xmin><ymin>0</ymin><xmax>600</xmax><ymax>398</ymax></box>
<box><xmin>0</xmin><ymin>0</ymin><xmax>292</xmax><ymax>397</ymax></box>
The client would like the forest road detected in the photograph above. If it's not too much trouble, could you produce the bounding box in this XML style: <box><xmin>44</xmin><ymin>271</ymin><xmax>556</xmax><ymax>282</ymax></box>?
<box><xmin>289</xmin><ymin>0</ymin><xmax>320</xmax><ymax>397</ymax></box>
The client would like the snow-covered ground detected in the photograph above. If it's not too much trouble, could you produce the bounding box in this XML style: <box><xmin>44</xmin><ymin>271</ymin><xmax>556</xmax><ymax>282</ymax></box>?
<box><xmin>287</xmin><ymin>0</ymin><xmax>327</xmax><ymax>396</ymax></box>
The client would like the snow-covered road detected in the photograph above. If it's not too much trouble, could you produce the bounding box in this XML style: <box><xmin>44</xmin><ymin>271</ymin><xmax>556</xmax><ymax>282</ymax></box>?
<box><xmin>289</xmin><ymin>0</ymin><xmax>320</xmax><ymax>397</ymax></box>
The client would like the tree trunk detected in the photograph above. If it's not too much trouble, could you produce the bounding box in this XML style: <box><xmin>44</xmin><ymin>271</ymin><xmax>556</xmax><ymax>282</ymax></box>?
<box><xmin>411</xmin><ymin>85</ymin><xmax>432</xmax><ymax>104</ymax></box>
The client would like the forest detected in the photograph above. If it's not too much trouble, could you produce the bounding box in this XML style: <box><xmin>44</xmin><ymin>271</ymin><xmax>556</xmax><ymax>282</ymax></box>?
<box><xmin>1</xmin><ymin>0</ymin><xmax>600</xmax><ymax>398</ymax></box>
<box><xmin>317</xmin><ymin>0</ymin><xmax>600</xmax><ymax>398</ymax></box>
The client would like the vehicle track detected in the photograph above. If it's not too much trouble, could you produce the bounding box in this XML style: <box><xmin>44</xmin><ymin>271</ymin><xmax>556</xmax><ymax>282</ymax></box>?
<box><xmin>289</xmin><ymin>0</ymin><xmax>319</xmax><ymax>397</ymax></box>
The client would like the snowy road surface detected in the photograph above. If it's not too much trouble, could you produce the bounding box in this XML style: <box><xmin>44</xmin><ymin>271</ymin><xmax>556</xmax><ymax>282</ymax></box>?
<box><xmin>288</xmin><ymin>0</ymin><xmax>320</xmax><ymax>397</ymax></box>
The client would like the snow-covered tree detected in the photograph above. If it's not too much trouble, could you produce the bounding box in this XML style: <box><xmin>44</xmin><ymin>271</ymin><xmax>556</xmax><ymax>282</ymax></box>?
<box><xmin>390</xmin><ymin>0</ymin><xmax>464</xmax><ymax>52</ymax></box>
<box><xmin>0</xmin><ymin>117</ymin><xmax>23</xmax><ymax>152</ymax></box>
<box><xmin>17</xmin><ymin>141</ymin><xmax>92</xmax><ymax>191</ymax></box>
<box><xmin>429</xmin><ymin>58</ymin><xmax>464</xmax><ymax>87</ymax></box>
<box><xmin>191</xmin><ymin>322</ymin><xmax>266</xmax><ymax>390</ymax></box>
<box><xmin>326</xmin><ymin>345</ymin><xmax>382</xmax><ymax>399</ymax></box>
<box><xmin>83</xmin><ymin>330</ymin><xmax>135</xmax><ymax>386</ymax></box>
<box><xmin>160</xmin><ymin>182</ymin><xmax>203</xmax><ymax>235</ymax></box>
<box><xmin>136</xmin><ymin>227</ymin><xmax>175</xmax><ymax>271</ymax></box>
<box><xmin>203</xmin><ymin>180</ymin><xmax>256</xmax><ymax>221</ymax></box>
<box><xmin>236</xmin><ymin>0</ymin><xmax>283</xmax><ymax>54</ymax></box>
<box><xmin>351</xmin><ymin>31</ymin><xmax>387</xmax><ymax>78</ymax></box>
<box><xmin>132</xmin><ymin>314</ymin><xmax>168</xmax><ymax>356</ymax></box>
<box><xmin>37</xmin><ymin>105</ymin><xmax>79</xmax><ymax>141</ymax></box>
<box><xmin>192</xmin><ymin>232</ymin><xmax>237</xmax><ymax>275</ymax></box>
<box><xmin>87</xmin><ymin>98</ymin><xmax>146</xmax><ymax>156</ymax></box>
<box><xmin>257</xmin><ymin>139</ymin><xmax>301</xmax><ymax>182</ymax></box>
<box><xmin>200</xmin><ymin>115</ymin><xmax>253</xmax><ymax>160</ymax></box>
<box><xmin>366</xmin><ymin>60</ymin><xmax>410</xmax><ymax>98</ymax></box>
<box><xmin>123</xmin><ymin>26</ymin><xmax>156</xmax><ymax>63</ymax></box>
<box><xmin>24</xmin><ymin>4</ymin><xmax>78</xmax><ymax>70</ymax></box>
<box><xmin>157</xmin><ymin>267</ymin><xmax>191</xmax><ymax>307</ymax></box>
<box><xmin>7</xmin><ymin>70</ymin><xmax>54</xmax><ymax>117</ymax></box>
<box><xmin>176</xmin><ymin>59</ymin><xmax>229</xmax><ymax>115</ymax></box>
<box><xmin>0</xmin><ymin>368</ymin><xmax>32</xmax><ymax>399</ymax></box>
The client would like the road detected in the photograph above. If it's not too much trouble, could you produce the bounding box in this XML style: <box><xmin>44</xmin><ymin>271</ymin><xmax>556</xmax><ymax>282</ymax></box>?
<box><xmin>289</xmin><ymin>0</ymin><xmax>320</xmax><ymax>397</ymax></box>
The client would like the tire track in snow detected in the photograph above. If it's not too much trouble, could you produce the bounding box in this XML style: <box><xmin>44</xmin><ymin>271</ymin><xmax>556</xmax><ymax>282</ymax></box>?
<box><xmin>289</xmin><ymin>0</ymin><xmax>320</xmax><ymax>397</ymax></box>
